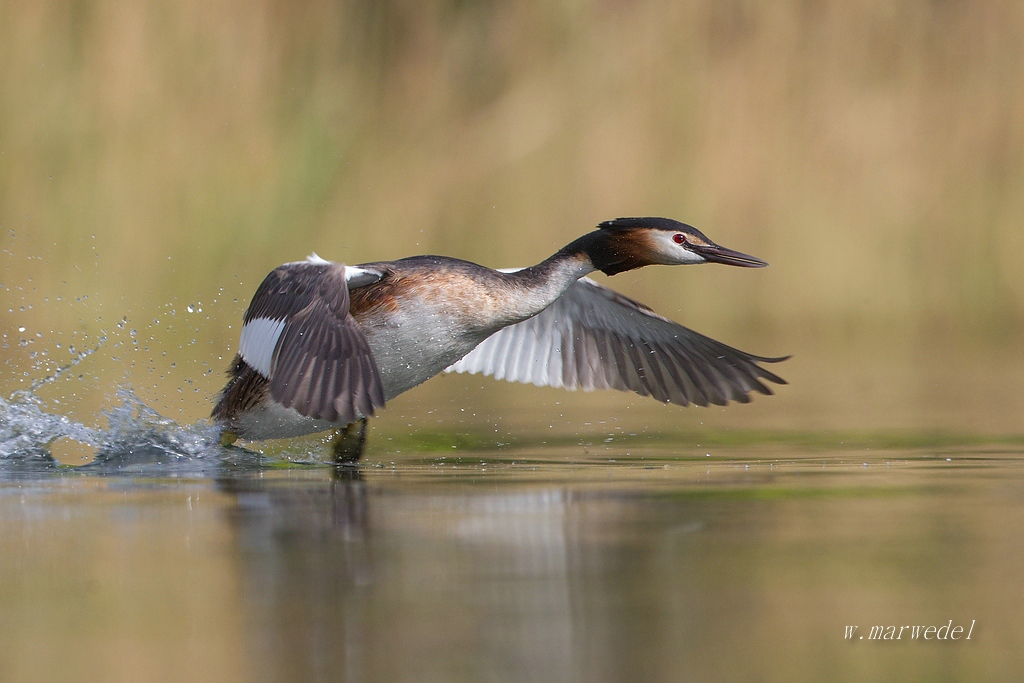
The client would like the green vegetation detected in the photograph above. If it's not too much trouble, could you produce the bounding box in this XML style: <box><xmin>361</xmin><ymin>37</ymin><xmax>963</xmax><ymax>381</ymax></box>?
<box><xmin>369</xmin><ymin>426</ymin><xmax>1024</xmax><ymax>455</ymax></box>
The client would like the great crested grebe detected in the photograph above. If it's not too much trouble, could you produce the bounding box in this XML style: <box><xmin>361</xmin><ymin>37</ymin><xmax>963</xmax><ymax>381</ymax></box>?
<box><xmin>212</xmin><ymin>217</ymin><xmax>787</xmax><ymax>460</ymax></box>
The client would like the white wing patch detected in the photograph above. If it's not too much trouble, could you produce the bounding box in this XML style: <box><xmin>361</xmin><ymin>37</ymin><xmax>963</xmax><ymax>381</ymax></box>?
<box><xmin>239</xmin><ymin>317</ymin><xmax>286</xmax><ymax>378</ymax></box>
<box><xmin>345</xmin><ymin>266</ymin><xmax>384</xmax><ymax>288</ymax></box>
<box><xmin>447</xmin><ymin>305</ymin><xmax>567</xmax><ymax>389</ymax></box>
<box><xmin>446</xmin><ymin>277</ymin><xmax>786</xmax><ymax>407</ymax></box>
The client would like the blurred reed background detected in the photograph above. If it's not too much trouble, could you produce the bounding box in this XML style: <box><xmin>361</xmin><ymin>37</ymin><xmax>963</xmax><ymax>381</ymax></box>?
<box><xmin>1</xmin><ymin>0</ymin><xmax>1023</xmax><ymax>437</ymax></box>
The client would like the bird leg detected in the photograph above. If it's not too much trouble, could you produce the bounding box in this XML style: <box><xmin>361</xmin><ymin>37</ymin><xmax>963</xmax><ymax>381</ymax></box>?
<box><xmin>331</xmin><ymin>418</ymin><xmax>368</xmax><ymax>464</ymax></box>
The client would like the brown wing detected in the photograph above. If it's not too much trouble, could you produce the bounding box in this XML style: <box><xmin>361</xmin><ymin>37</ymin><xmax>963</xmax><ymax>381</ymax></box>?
<box><xmin>240</xmin><ymin>261</ymin><xmax>386</xmax><ymax>423</ymax></box>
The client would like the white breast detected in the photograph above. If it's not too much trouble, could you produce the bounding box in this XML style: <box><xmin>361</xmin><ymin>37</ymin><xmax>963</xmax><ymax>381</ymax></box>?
<box><xmin>235</xmin><ymin>401</ymin><xmax>340</xmax><ymax>440</ymax></box>
<box><xmin>360</xmin><ymin>301</ymin><xmax>487</xmax><ymax>401</ymax></box>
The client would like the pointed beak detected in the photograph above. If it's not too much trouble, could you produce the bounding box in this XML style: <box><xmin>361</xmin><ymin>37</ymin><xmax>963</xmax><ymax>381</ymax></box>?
<box><xmin>691</xmin><ymin>243</ymin><xmax>768</xmax><ymax>268</ymax></box>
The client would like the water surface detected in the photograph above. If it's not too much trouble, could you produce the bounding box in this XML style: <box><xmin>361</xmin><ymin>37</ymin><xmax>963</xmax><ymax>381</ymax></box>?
<box><xmin>1</xmin><ymin>422</ymin><xmax>1020</xmax><ymax>682</ymax></box>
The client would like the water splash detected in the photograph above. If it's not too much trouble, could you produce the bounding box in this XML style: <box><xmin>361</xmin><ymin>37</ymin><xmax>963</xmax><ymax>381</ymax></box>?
<box><xmin>0</xmin><ymin>335</ymin><xmax>273</xmax><ymax>476</ymax></box>
<box><xmin>80</xmin><ymin>387</ymin><xmax>227</xmax><ymax>473</ymax></box>
<box><xmin>0</xmin><ymin>385</ymin><xmax>260</xmax><ymax>476</ymax></box>
<box><xmin>0</xmin><ymin>393</ymin><xmax>92</xmax><ymax>470</ymax></box>
<box><xmin>18</xmin><ymin>333</ymin><xmax>108</xmax><ymax>396</ymax></box>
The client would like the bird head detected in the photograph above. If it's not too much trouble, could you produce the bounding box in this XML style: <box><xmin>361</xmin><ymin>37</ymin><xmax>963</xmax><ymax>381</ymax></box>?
<box><xmin>586</xmin><ymin>217</ymin><xmax>767</xmax><ymax>275</ymax></box>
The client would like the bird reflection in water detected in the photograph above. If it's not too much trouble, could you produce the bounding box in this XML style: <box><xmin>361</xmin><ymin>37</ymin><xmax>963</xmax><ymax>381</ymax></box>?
<box><xmin>214</xmin><ymin>464</ymin><xmax>633</xmax><ymax>683</ymax></box>
<box><xmin>216</xmin><ymin>466</ymin><xmax>372</xmax><ymax>682</ymax></box>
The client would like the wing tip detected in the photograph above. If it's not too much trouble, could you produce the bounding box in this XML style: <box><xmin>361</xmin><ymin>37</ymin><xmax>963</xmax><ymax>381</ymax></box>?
<box><xmin>754</xmin><ymin>353</ymin><xmax>792</xmax><ymax>364</ymax></box>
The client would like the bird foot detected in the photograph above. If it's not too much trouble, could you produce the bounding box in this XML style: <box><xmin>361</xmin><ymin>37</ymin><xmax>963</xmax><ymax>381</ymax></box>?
<box><xmin>331</xmin><ymin>418</ymin><xmax>368</xmax><ymax>464</ymax></box>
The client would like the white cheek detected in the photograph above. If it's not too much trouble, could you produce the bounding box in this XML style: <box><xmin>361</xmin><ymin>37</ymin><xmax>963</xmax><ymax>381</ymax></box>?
<box><xmin>653</xmin><ymin>232</ymin><xmax>706</xmax><ymax>265</ymax></box>
<box><xmin>676</xmin><ymin>249</ymin><xmax>707</xmax><ymax>264</ymax></box>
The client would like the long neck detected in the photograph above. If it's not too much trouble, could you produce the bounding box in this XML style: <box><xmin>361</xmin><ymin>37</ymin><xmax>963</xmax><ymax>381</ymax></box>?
<box><xmin>497</xmin><ymin>230</ymin><xmax>639</xmax><ymax>324</ymax></box>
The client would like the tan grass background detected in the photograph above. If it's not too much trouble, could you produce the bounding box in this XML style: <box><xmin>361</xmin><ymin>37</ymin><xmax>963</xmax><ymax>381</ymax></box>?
<box><xmin>1</xmin><ymin>0</ymin><xmax>1023</xmax><ymax>433</ymax></box>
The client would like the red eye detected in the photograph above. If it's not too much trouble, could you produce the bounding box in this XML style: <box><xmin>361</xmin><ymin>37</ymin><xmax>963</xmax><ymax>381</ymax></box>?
<box><xmin>673</xmin><ymin>233</ymin><xmax>687</xmax><ymax>245</ymax></box>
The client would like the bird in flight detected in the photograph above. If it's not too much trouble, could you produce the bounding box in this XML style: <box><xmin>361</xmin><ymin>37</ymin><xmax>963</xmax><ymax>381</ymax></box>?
<box><xmin>212</xmin><ymin>217</ymin><xmax>787</xmax><ymax>460</ymax></box>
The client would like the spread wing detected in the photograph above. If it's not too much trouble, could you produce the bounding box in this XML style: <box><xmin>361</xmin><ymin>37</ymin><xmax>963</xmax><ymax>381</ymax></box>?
<box><xmin>239</xmin><ymin>260</ymin><xmax>386</xmax><ymax>423</ymax></box>
<box><xmin>446</xmin><ymin>277</ymin><xmax>787</xmax><ymax>406</ymax></box>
